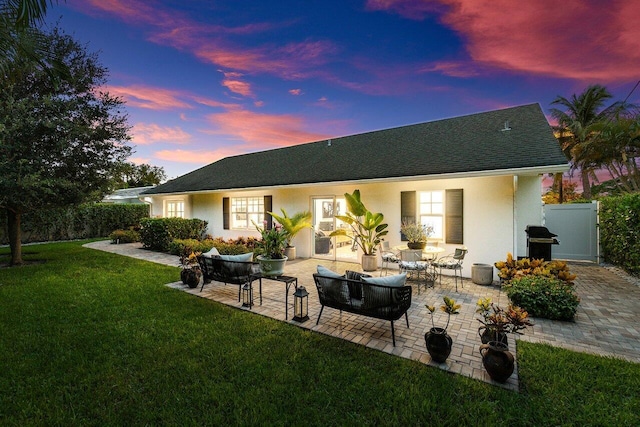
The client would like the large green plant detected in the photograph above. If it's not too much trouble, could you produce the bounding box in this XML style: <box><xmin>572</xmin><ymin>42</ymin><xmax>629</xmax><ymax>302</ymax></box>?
<box><xmin>600</xmin><ymin>193</ymin><xmax>640</xmax><ymax>275</ymax></box>
<box><xmin>330</xmin><ymin>190</ymin><xmax>388</xmax><ymax>255</ymax></box>
<box><xmin>268</xmin><ymin>209</ymin><xmax>312</xmax><ymax>247</ymax></box>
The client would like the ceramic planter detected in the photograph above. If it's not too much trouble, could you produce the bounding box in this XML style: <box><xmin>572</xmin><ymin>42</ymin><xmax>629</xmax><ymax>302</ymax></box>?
<box><xmin>424</xmin><ymin>327</ymin><xmax>452</xmax><ymax>363</ymax></box>
<box><xmin>257</xmin><ymin>255</ymin><xmax>288</xmax><ymax>276</ymax></box>
<box><xmin>479</xmin><ymin>341</ymin><xmax>515</xmax><ymax>383</ymax></box>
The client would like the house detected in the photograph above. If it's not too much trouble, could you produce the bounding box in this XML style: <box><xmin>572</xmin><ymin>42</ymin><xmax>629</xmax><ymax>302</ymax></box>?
<box><xmin>102</xmin><ymin>186</ymin><xmax>155</xmax><ymax>204</ymax></box>
<box><xmin>141</xmin><ymin>103</ymin><xmax>568</xmax><ymax>278</ymax></box>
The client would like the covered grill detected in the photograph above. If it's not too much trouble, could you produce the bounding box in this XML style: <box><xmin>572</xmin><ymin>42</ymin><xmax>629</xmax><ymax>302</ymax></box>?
<box><xmin>525</xmin><ymin>225</ymin><xmax>559</xmax><ymax>261</ymax></box>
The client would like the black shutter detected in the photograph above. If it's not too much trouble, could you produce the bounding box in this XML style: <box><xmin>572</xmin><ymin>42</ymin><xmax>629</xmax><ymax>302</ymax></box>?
<box><xmin>264</xmin><ymin>195</ymin><xmax>273</xmax><ymax>229</ymax></box>
<box><xmin>223</xmin><ymin>197</ymin><xmax>230</xmax><ymax>230</ymax></box>
<box><xmin>445</xmin><ymin>189</ymin><xmax>463</xmax><ymax>244</ymax></box>
<box><xmin>400</xmin><ymin>191</ymin><xmax>416</xmax><ymax>241</ymax></box>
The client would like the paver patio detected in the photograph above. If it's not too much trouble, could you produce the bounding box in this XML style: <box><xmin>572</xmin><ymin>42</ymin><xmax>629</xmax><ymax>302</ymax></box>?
<box><xmin>86</xmin><ymin>240</ymin><xmax>640</xmax><ymax>391</ymax></box>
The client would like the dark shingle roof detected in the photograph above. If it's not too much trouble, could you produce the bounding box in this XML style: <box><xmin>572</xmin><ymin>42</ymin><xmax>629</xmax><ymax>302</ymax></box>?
<box><xmin>143</xmin><ymin>103</ymin><xmax>567</xmax><ymax>195</ymax></box>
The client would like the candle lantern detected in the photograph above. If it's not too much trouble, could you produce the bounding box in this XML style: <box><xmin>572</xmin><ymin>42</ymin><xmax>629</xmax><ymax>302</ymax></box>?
<box><xmin>292</xmin><ymin>286</ymin><xmax>309</xmax><ymax>322</ymax></box>
<box><xmin>242</xmin><ymin>283</ymin><xmax>253</xmax><ymax>308</ymax></box>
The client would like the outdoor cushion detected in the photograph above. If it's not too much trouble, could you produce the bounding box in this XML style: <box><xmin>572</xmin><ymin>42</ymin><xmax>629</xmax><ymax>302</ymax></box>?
<box><xmin>362</xmin><ymin>273</ymin><xmax>407</xmax><ymax>306</ymax></box>
<box><xmin>202</xmin><ymin>247</ymin><xmax>220</xmax><ymax>258</ymax></box>
<box><xmin>316</xmin><ymin>266</ymin><xmax>349</xmax><ymax>305</ymax></box>
<box><xmin>345</xmin><ymin>270</ymin><xmax>371</xmax><ymax>300</ymax></box>
<box><xmin>220</xmin><ymin>253</ymin><xmax>254</xmax><ymax>262</ymax></box>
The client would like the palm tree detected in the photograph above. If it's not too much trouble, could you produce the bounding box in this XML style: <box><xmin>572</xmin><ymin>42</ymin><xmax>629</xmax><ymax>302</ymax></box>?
<box><xmin>1</xmin><ymin>1</ymin><xmax>59</xmax><ymax>75</ymax></box>
<box><xmin>550</xmin><ymin>84</ymin><xmax>618</xmax><ymax>199</ymax></box>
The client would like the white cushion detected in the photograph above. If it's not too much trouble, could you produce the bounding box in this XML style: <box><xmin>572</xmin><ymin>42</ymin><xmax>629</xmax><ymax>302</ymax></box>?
<box><xmin>362</xmin><ymin>273</ymin><xmax>407</xmax><ymax>287</ymax></box>
<box><xmin>317</xmin><ymin>265</ymin><xmax>343</xmax><ymax>278</ymax></box>
<box><xmin>201</xmin><ymin>247</ymin><xmax>220</xmax><ymax>258</ymax></box>
<box><xmin>219</xmin><ymin>253</ymin><xmax>254</xmax><ymax>262</ymax></box>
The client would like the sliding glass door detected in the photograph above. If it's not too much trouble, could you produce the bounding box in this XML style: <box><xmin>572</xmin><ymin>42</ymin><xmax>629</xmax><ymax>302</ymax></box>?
<box><xmin>312</xmin><ymin>196</ymin><xmax>357</xmax><ymax>262</ymax></box>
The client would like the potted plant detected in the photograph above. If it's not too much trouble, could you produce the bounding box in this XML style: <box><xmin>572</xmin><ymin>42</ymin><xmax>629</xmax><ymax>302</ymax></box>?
<box><xmin>424</xmin><ymin>296</ymin><xmax>460</xmax><ymax>363</ymax></box>
<box><xmin>179</xmin><ymin>251</ymin><xmax>202</xmax><ymax>288</ymax></box>
<box><xmin>253</xmin><ymin>220</ymin><xmax>288</xmax><ymax>276</ymax></box>
<box><xmin>401</xmin><ymin>221</ymin><xmax>434</xmax><ymax>249</ymax></box>
<box><xmin>330</xmin><ymin>189</ymin><xmax>388</xmax><ymax>271</ymax></box>
<box><xmin>268</xmin><ymin>209</ymin><xmax>313</xmax><ymax>260</ymax></box>
<box><xmin>476</xmin><ymin>298</ymin><xmax>533</xmax><ymax>382</ymax></box>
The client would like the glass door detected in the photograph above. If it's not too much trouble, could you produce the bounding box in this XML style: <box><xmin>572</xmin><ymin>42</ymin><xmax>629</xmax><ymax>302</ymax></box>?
<box><xmin>312</xmin><ymin>196</ymin><xmax>358</xmax><ymax>262</ymax></box>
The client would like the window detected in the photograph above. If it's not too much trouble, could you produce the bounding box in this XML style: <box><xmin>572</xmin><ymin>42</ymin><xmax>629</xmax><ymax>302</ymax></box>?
<box><xmin>419</xmin><ymin>191</ymin><xmax>444</xmax><ymax>240</ymax></box>
<box><xmin>166</xmin><ymin>201</ymin><xmax>184</xmax><ymax>218</ymax></box>
<box><xmin>231</xmin><ymin>197</ymin><xmax>265</xmax><ymax>229</ymax></box>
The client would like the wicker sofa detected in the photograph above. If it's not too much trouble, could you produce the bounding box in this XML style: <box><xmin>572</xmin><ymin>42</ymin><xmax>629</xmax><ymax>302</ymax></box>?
<box><xmin>312</xmin><ymin>269</ymin><xmax>412</xmax><ymax>346</ymax></box>
<box><xmin>197</xmin><ymin>254</ymin><xmax>260</xmax><ymax>300</ymax></box>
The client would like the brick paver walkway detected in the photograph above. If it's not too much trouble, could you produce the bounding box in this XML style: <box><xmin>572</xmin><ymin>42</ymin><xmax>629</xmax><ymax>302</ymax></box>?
<box><xmin>85</xmin><ymin>241</ymin><xmax>640</xmax><ymax>391</ymax></box>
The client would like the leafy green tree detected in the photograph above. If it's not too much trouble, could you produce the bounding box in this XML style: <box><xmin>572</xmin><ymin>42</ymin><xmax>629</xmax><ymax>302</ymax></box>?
<box><xmin>0</xmin><ymin>27</ymin><xmax>131</xmax><ymax>266</ymax></box>
<box><xmin>112</xmin><ymin>162</ymin><xmax>167</xmax><ymax>189</ymax></box>
<box><xmin>550</xmin><ymin>84</ymin><xmax>621</xmax><ymax>199</ymax></box>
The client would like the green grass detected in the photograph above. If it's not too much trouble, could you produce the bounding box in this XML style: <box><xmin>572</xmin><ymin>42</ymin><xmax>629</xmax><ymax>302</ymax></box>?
<box><xmin>1</xmin><ymin>241</ymin><xmax>638</xmax><ymax>425</ymax></box>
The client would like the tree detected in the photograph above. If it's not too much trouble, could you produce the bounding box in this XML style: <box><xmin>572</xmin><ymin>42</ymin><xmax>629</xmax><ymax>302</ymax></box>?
<box><xmin>550</xmin><ymin>84</ymin><xmax>620</xmax><ymax>199</ymax></box>
<box><xmin>1</xmin><ymin>1</ymin><xmax>61</xmax><ymax>75</ymax></box>
<box><xmin>112</xmin><ymin>162</ymin><xmax>167</xmax><ymax>189</ymax></box>
<box><xmin>0</xmin><ymin>27</ymin><xmax>132</xmax><ymax>266</ymax></box>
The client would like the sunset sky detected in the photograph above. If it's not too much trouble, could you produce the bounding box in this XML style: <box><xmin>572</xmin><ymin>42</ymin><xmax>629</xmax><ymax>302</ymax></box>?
<box><xmin>46</xmin><ymin>0</ymin><xmax>640</xmax><ymax>183</ymax></box>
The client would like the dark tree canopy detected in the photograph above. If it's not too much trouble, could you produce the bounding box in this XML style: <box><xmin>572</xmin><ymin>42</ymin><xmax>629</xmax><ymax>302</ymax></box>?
<box><xmin>0</xmin><ymin>26</ymin><xmax>132</xmax><ymax>265</ymax></box>
<box><xmin>112</xmin><ymin>162</ymin><xmax>167</xmax><ymax>189</ymax></box>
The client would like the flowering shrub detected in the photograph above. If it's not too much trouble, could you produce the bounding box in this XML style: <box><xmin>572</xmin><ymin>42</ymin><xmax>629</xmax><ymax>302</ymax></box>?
<box><xmin>494</xmin><ymin>253</ymin><xmax>576</xmax><ymax>283</ymax></box>
<box><xmin>476</xmin><ymin>298</ymin><xmax>533</xmax><ymax>341</ymax></box>
<box><xmin>503</xmin><ymin>276</ymin><xmax>580</xmax><ymax>321</ymax></box>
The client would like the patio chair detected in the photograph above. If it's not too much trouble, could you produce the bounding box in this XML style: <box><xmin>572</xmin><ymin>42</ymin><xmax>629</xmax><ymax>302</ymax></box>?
<box><xmin>380</xmin><ymin>241</ymin><xmax>400</xmax><ymax>276</ymax></box>
<box><xmin>398</xmin><ymin>249</ymin><xmax>434</xmax><ymax>292</ymax></box>
<box><xmin>433</xmin><ymin>247</ymin><xmax>468</xmax><ymax>291</ymax></box>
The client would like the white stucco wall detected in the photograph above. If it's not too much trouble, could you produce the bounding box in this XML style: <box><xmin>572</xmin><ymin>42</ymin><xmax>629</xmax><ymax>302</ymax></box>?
<box><xmin>146</xmin><ymin>173</ymin><xmax>551</xmax><ymax>281</ymax></box>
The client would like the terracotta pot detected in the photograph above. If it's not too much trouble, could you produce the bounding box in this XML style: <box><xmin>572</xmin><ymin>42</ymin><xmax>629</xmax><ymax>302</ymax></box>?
<box><xmin>257</xmin><ymin>255</ymin><xmax>288</xmax><ymax>276</ymax></box>
<box><xmin>425</xmin><ymin>327</ymin><xmax>452</xmax><ymax>363</ymax></box>
<box><xmin>479</xmin><ymin>341</ymin><xmax>515</xmax><ymax>383</ymax></box>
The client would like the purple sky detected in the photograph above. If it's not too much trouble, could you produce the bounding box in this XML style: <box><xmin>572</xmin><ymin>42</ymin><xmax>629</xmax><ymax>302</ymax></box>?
<box><xmin>46</xmin><ymin>0</ymin><xmax>640</xmax><ymax>183</ymax></box>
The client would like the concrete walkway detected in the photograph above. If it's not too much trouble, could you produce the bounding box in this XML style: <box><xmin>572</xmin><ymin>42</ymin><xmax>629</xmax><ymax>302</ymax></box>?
<box><xmin>84</xmin><ymin>240</ymin><xmax>640</xmax><ymax>391</ymax></box>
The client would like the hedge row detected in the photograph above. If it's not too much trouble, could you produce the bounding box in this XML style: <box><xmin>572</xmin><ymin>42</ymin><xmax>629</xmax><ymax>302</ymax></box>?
<box><xmin>139</xmin><ymin>218</ymin><xmax>208</xmax><ymax>252</ymax></box>
<box><xmin>0</xmin><ymin>203</ymin><xmax>150</xmax><ymax>244</ymax></box>
<box><xmin>600</xmin><ymin>193</ymin><xmax>640</xmax><ymax>275</ymax></box>
<box><xmin>168</xmin><ymin>237</ymin><xmax>260</xmax><ymax>257</ymax></box>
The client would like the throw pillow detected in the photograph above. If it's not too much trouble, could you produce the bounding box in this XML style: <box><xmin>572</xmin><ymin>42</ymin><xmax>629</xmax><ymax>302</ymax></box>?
<box><xmin>317</xmin><ymin>265</ymin><xmax>343</xmax><ymax>278</ymax></box>
<box><xmin>202</xmin><ymin>247</ymin><xmax>220</xmax><ymax>258</ymax></box>
<box><xmin>316</xmin><ymin>265</ymin><xmax>349</xmax><ymax>305</ymax></box>
<box><xmin>362</xmin><ymin>273</ymin><xmax>407</xmax><ymax>287</ymax></box>
<box><xmin>362</xmin><ymin>273</ymin><xmax>407</xmax><ymax>308</ymax></box>
<box><xmin>344</xmin><ymin>270</ymin><xmax>371</xmax><ymax>300</ymax></box>
<box><xmin>220</xmin><ymin>253</ymin><xmax>254</xmax><ymax>262</ymax></box>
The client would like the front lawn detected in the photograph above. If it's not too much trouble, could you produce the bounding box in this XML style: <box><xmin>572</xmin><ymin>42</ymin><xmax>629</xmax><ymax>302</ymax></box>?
<box><xmin>1</xmin><ymin>241</ymin><xmax>638</xmax><ymax>425</ymax></box>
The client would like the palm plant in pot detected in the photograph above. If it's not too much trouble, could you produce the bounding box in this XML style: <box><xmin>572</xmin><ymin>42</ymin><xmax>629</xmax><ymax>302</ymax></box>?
<box><xmin>253</xmin><ymin>220</ymin><xmax>288</xmax><ymax>276</ymax></box>
<box><xmin>330</xmin><ymin>189</ymin><xmax>388</xmax><ymax>271</ymax></box>
<box><xmin>268</xmin><ymin>209</ymin><xmax>312</xmax><ymax>260</ymax></box>
<box><xmin>425</xmin><ymin>296</ymin><xmax>460</xmax><ymax>363</ymax></box>
<box><xmin>401</xmin><ymin>221</ymin><xmax>434</xmax><ymax>249</ymax></box>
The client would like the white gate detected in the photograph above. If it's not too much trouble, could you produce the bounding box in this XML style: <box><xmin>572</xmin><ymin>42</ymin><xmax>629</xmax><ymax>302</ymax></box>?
<box><xmin>543</xmin><ymin>202</ymin><xmax>599</xmax><ymax>262</ymax></box>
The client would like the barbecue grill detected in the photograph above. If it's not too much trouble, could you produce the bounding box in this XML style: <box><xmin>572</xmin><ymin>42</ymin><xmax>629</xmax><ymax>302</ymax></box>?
<box><xmin>525</xmin><ymin>225</ymin><xmax>559</xmax><ymax>261</ymax></box>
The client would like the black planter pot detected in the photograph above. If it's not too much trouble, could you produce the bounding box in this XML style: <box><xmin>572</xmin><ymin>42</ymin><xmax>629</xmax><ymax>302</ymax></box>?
<box><xmin>479</xmin><ymin>328</ymin><xmax>508</xmax><ymax>345</ymax></box>
<box><xmin>479</xmin><ymin>341</ymin><xmax>515</xmax><ymax>383</ymax></box>
<box><xmin>181</xmin><ymin>267</ymin><xmax>202</xmax><ymax>289</ymax></box>
<box><xmin>424</xmin><ymin>327</ymin><xmax>452</xmax><ymax>363</ymax></box>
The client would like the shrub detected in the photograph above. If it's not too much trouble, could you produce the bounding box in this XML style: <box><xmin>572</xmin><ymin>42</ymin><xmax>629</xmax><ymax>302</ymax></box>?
<box><xmin>109</xmin><ymin>229</ymin><xmax>140</xmax><ymax>244</ymax></box>
<box><xmin>600</xmin><ymin>194</ymin><xmax>640</xmax><ymax>276</ymax></box>
<box><xmin>504</xmin><ymin>276</ymin><xmax>580</xmax><ymax>321</ymax></box>
<box><xmin>494</xmin><ymin>253</ymin><xmax>576</xmax><ymax>283</ymax></box>
<box><xmin>168</xmin><ymin>237</ymin><xmax>259</xmax><ymax>256</ymax></box>
<box><xmin>139</xmin><ymin>218</ymin><xmax>208</xmax><ymax>252</ymax></box>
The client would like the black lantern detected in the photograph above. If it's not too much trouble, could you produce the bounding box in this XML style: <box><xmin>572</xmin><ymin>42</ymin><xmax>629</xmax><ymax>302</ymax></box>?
<box><xmin>292</xmin><ymin>286</ymin><xmax>309</xmax><ymax>322</ymax></box>
<box><xmin>242</xmin><ymin>283</ymin><xmax>253</xmax><ymax>308</ymax></box>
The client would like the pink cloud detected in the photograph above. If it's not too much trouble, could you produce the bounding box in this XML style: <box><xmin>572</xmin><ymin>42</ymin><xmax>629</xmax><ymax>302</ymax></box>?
<box><xmin>220</xmin><ymin>71</ymin><xmax>253</xmax><ymax>97</ymax></box>
<box><xmin>204</xmin><ymin>110</ymin><xmax>332</xmax><ymax>147</ymax></box>
<box><xmin>419</xmin><ymin>60</ymin><xmax>480</xmax><ymax>78</ymax></box>
<box><xmin>132</xmin><ymin>123</ymin><xmax>192</xmax><ymax>145</ymax></box>
<box><xmin>365</xmin><ymin>0</ymin><xmax>446</xmax><ymax>20</ymax></box>
<box><xmin>128</xmin><ymin>157</ymin><xmax>150</xmax><ymax>165</ymax></box>
<box><xmin>108</xmin><ymin>85</ymin><xmax>192</xmax><ymax>110</ymax></box>
<box><xmin>154</xmin><ymin>148</ymin><xmax>234</xmax><ymax>164</ymax></box>
<box><xmin>289</xmin><ymin>89</ymin><xmax>303</xmax><ymax>96</ymax></box>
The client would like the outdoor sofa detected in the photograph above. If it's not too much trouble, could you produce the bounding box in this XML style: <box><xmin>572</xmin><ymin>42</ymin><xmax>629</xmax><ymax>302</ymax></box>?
<box><xmin>197</xmin><ymin>251</ymin><xmax>259</xmax><ymax>300</ymax></box>
<box><xmin>313</xmin><ymin>267</ymin><xmax>412</xmax><ymax>346</ymax></box>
